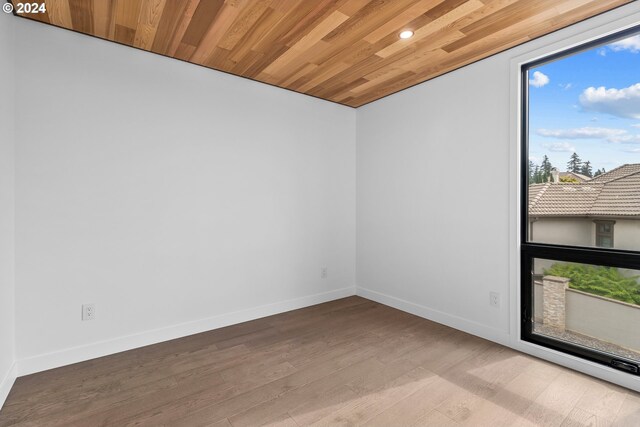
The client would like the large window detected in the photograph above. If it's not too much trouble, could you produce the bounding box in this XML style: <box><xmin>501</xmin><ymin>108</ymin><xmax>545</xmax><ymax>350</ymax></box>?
<box><xmin>522</xmin><ymin>26</ymin><xmax>640</xmax><ymax>375</ymax></box>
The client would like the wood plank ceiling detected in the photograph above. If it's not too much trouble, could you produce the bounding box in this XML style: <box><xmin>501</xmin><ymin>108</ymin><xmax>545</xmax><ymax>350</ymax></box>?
<box><xmin>13</xmin><ymin>0</ymin><xmax>633</xmax><ymax>107</ymax></box>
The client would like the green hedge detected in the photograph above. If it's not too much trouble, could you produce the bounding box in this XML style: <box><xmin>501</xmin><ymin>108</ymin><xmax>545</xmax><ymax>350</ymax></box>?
<box><xmin>544</xmin><ymin>263</ymin><xmax>640</xmax><ymax>305</ymax></box>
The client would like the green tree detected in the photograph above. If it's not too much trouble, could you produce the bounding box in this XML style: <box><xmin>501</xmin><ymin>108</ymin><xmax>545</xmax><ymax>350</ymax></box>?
<box><xmin>594</xmin><ymin>168</ymin><xmax>606</xmax><ymax>177</ymax></box>
<box><xmin>544</xmin><ymin>263</ymin><xmax>640</xmax><ymax>305</ymax></box>
<box><xmin>540</xmin><ymin>155</ymin><xmax>552</xmax><ymax>183</ymax></box>
<box><xmin>559</xmin><ymin>176</ymin><xmax>579</xmax><ymax>183</ymax></box>
<box><xmin>528</xmin><ymin>161</ymin><xmax>535</xmax><ymax>183</ymax></box>
<box><xmin>580</xmin><ymin>160</ymin><xmax>593</xmax><ymax>178</ymax></box>
<box><xmin>566</xmin><ymin>152</ymin><xmax>582</xmax><ymax>173</ymax></box>
<box><xmin>533</xmin><ymin>165</ymin><xmax>542</xmax><ymax>183</ymax></box>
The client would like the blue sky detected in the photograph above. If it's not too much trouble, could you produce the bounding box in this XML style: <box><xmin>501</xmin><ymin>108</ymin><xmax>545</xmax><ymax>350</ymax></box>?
<box><xmin>528</xmin><ymin>33</ymin><xmax>640</xmax><ymax>173</ymax></box>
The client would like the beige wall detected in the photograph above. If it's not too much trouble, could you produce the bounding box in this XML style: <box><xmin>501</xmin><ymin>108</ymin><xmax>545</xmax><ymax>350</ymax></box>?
<box><xmin>567</xmin><ymin>290</ymin><xmax>640</xmax><ymax>354</ymax></box>
<box><xmin>531</xmin><ymin>217</ymin><xmax>640</xmax><ymax>252</ymax></box>
<box><xmin>531</xmin><ymin>218</ymin><xmax>593</xmax><ymax>247</ymax></box>
<box><xmin>614</xmin><ymin>220</ymin><xmax>640</xmax><ymax>251</ymax></box>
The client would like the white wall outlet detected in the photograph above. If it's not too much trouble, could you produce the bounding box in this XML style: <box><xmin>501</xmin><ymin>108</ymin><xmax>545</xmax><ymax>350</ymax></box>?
<box><xmin>321</xmin><ymin>267</ymin><xmax>328</xmax><ymax>279</ymax></box>
<box><xmin>82</xmin><ymin>304</ymin><xmax>95</xmax><ymax>321</ymax></box>
<box><xmin>490</xmin><ymin>292</ymin><xmax>500</xmax><ymax>308</ymax></box>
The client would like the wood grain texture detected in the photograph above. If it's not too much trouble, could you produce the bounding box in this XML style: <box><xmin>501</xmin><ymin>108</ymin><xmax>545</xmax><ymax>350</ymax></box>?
<box><xmin>1</xmin><ymin>296</ymin><xmax>639</xmax><ymax>426</ymax></box>
<box><xmin>12</xmin><ymin>0</ymin><xmax>632</xmax><ymax>107</ymax></box>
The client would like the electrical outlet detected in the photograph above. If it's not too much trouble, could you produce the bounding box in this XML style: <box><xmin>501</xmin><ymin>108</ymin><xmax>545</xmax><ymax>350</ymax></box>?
<box><xmin>321</xmin><ymin>267</ymin><xmax>328</xmax><ymax>279</ymax></box>
<box><xmin>82</xmin><ymin>304</ymin><xmax>95</xmax><ymax>321</ymax></box>
<box><xmin>490</xmin><ymin>292</ymin><xmax>500</xmax><ymax>308</ymax></box>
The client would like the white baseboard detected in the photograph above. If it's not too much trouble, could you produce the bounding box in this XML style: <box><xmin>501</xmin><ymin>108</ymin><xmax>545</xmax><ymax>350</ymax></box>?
<box><xmin>0</xmin><ymin>362</ymin><xmax>17</xmax><ymax>410</ymax></box>
<box><xmin>17</xmin><ymin>286</ymin><xmax>356</xmax><ymax>377</ymax></box>
<box><xmin>356</xmin><ymin>287</ymin><xmax>510</xmax><ymax>346</ymax></box>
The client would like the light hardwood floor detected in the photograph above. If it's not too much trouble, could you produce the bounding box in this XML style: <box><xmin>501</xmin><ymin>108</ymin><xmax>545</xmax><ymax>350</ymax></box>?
<box><xmin>1</xmin><ymin>296</ymin><xmax>639</xmax><ymax>426</ymax></box>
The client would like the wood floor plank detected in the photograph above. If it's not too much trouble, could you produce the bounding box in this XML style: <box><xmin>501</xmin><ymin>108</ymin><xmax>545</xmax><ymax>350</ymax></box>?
<box><xmin>1</xmin><ymin>296</ymin><xmax>639</xmax><ymax>427</ymax></box>
<box><xmin>5</xmin><ymin>342</ymin><xmax>249</xmax><ymax>424</ymax></box>
<box><xmin>307</xmin><ymin>366</ymin><xmax>437</xmax><ymax>426</ymax></box>
<box><xmin>561</xmin><ymin>407</ymin><xmax>614</xmax><ymax>427</ymax></box>
<box><xmin>71</xmin><ymin>371</ymin><xmax>232</xmax><ymax>427</ymax></box>
<box><xmin>6</xmin><ymin>319</ymin><xmax>264</xmax><ymax>402</ymax></box>
<box><xmin>92</xmin><ymin>313</ymin><xmax>413</xmax><ymax>425</ymax></box>
<box><xmin>227</xmin><ymin>358</ymin><xmax>384</xmax><ymax>427</ymax></box>
<box><xmin>153</xmin><ymin>316</ymin><xmax>433</xmax><ymax>425</ymax></box>
<box><xmin>452</xmin><ymin>371</ymin><xmax>550</xmax><ymax>427</ymax></box>
<box><xmin>573</xmin><ymin>379</ymin><xmax>627</xmax><ymax>422</ymax></box>
<box><xmin>614</xmin><ymin>393</ymin><xmax>640</xmax><ymax>427</ymax></box>
<box><xmin>520</xmin><ymin>370</ymin><xmax>594</xmax><ymax>427</ymax></box>
<box><xmin>413</xmin><ymin>409</ymin><xmax>460</xmax><ymax>427</ymax></box>
<box><xmin>361</xmin><ymin>374</ymin><xmax>460</xmax><ymax>427</ymax></box>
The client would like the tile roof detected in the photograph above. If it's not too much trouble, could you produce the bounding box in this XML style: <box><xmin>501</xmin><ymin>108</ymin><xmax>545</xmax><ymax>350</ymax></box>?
<box><xmin>591</xmin><ymin>172</ymin><xmax>640</xmax><ymax>217</ymax></box>
<box><xmin>529</xmin><ymin>165</ymin><xmax>640</xmax><ymax>217</ymax></box>
<box><xmin>589</xmin><ymin>164</ymin><xmax>640</xmax><ymax>183</ymax></box>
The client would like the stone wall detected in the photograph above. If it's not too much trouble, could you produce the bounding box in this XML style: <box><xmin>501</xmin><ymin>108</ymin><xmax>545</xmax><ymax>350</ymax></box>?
<box><xmin>542</xmin><ymin>276</ymin><xmax>570</xmax><ymax>329</ymax></box>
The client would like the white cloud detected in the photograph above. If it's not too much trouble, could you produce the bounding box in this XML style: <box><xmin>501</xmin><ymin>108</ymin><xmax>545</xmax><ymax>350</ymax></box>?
<box><xmin>609</xmin><ymin>134</ymin><xmax>640</xmax><ymax>144</ymax></box>
<box><xmin>608</xmin><ymin>35</ymin><xmax>640</xmax><ymax>53</ymax></box>
<box><xmin>632</xmin><ymin>123</ymin><xmax>640</xmax><ymax>128</ymax></box>
<box><xmin>536</xmin><ymin>127</ymin><xmax>627</xmax><ymax>139</ymax></box>
<box><xmin>536</xmin><ymin>126</ymin><xmax>640</xmax><ymax>145</ymax></box>
<box><xmin>559</xmin><ymin>83</ymin><xmax>573</xmax><ymax>90</ymax></box>
<box><xmin>529</xmin><ymin>71</ymin><xmax>549</xmax><ymax>88</ymax></box>
<box><xmin>542</xmin><ymin>142</ymin><xmax>575</xmax><ymax>153</ymax></box>
<box><xmin>622</xmin><ymin>147</ymin><xmax>640</xmax><ymax>153</ymax></box>
<box><xmin>598</xmin><ymin>48</ymin><xmax>607</xmax><ymax>57</ymax></box>
<box><xmin>579</xmin><ymin>83</ymin><xmax>640</xmax><ymax>119</ymax></box>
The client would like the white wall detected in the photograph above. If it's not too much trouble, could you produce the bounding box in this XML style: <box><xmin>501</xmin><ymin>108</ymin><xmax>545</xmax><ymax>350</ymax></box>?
<box><xmin>357</xmin><ymin>2</ymin><xmax>640</xmax><ymax>390</ymax></box>
<box><xmin>0</xmin><ymin>10</ymin><xmax>17</xmax><ymax>407</ymax></box>
<box><xmin>13</xmin><ymin>18</ymin><xmax>356</xmax><ymax>373</ymax></box>
<box><xmin>356</xmin><ymin>41</ymin><xmax>511</xmax><ymax>341</ymax></box>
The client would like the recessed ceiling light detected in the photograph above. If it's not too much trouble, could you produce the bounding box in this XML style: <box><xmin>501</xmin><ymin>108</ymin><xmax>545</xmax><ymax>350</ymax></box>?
<box><xmin>399</xmin><ymin>30</ymin><xmax>414</xmax><ymax>39</ymax></box>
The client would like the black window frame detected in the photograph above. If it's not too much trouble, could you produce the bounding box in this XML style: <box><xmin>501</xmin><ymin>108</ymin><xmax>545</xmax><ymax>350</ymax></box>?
<box><xmin>520</xmin><ymin>24</ymin><xmax>640</xmax><ymax>376</ymax></box>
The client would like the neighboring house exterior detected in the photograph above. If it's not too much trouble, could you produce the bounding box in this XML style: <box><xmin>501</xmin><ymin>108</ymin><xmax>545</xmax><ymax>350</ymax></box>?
<box><xmin>529</xmin><ymin>164</ymin><xmax>640</xmax><ymax>251</ymax></box>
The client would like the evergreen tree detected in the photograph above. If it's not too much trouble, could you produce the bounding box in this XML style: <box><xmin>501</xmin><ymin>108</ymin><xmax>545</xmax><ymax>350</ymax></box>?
<box><xmin>567</xmin><ymin>152</ymin><xmax>582</xmax><ymax>173</ymax></box>
<box><xmin>580</xmin><ymin>160</ymin><xmax>593</xmax><ymax>178</ymax></box>
<box><xmin>529</xmin><ymin>161</ymin><xmax>535</xmax><ymax>183</ymax></box>
<box><xmin>528</xmin><ymin>152</ymin><xmax>603</xmax><ymax>184</ymax></box>
<box><xmin>541</xmin><ymin>155</ymin><xmax>552</xmax><ymax>182</ymax></box>
<box><xmin>594</xmin><ymin>168</ymin><xmax>606</xmax><ymax>177</ymax></box>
